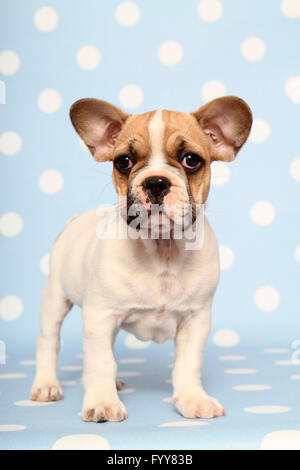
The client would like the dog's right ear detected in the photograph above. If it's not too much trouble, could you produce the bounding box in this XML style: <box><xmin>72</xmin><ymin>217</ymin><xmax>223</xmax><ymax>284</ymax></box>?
<box><xmin>70</xmin><ymin>98</ymin><xmax>129</xmax><ymax>161</ymax></box>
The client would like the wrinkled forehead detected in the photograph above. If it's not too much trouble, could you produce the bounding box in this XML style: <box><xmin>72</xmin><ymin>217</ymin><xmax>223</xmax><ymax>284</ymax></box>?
<box><xmin>113</xmin><ymin>110</ymin><xmax>209</xmax><ymax>159</ymax></box>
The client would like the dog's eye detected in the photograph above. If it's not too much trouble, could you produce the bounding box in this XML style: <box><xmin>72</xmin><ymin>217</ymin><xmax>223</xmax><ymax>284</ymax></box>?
<box><xmin>114</xmin><ymin>154</ymin><xmax>134</xmax><ymax>173</ymax></box>
<box><xmin>180</xmin><ymin>153</ymin><xmax>204</xmax><ymax>172</ymax></box>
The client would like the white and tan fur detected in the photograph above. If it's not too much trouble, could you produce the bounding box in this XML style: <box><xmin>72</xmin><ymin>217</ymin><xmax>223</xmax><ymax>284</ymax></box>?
<box><xmin>31</xmin><ymin>96</ymin><xmax>252</xmax><ymax>422</ymax></box>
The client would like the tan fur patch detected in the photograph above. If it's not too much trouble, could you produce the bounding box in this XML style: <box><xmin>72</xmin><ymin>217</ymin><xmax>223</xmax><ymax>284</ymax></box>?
<box><xmin>161</xmin><ymin>110</ymin><xmax>212</xmax><ymax>203</ymax></box>
<box><xmin>70</xmin><ymin>96</ymin><xmax>252</xmax><ymax>204</ymax></box>
<box><xmin>111</xmin><ymin>109</ymin><xmax>212</xmax><ymax>204</ymax></box>
<box><xmin>112</xmin><ymin>112</ymin><xmax>155</xmax><ymax>195</ymax></box>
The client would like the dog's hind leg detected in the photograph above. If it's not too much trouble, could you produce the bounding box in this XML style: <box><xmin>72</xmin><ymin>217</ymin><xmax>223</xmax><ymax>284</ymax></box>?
<box><xmin>30</xmin><ymin>280</ymin><xmax>73</xmax><ymax>402</ymax></box>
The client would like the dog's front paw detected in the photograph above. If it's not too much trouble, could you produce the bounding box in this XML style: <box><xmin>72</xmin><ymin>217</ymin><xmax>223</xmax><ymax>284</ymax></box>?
<box><xmin>82</xmin><ymin>391</ymin><xmax>127</xmax><ymax>422</ymax></box>
<box><xmin>30</xmin><ymin>380</ymin><xmax>63</xmax><ymax>402</ymax></box>
<box><xmin>174</xmin><ymin>393</ymin><xmax>226</xmax><ymax>419</ymax></box>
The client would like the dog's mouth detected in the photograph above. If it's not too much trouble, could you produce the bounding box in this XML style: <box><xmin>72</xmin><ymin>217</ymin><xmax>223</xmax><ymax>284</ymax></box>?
<box><xmin>120</xmin><ymin>171</ymin><xmax>198</xmax><ymax>234</ymax></box>
<box><xmin>124</xmin><ymin>192</ymin><xmax>197</xmax><ymax>232</ymax></box>
<box><xmin>126</xmin><ymin>200</ymin><xmax>168</xmax><ymax>228</ymax></box>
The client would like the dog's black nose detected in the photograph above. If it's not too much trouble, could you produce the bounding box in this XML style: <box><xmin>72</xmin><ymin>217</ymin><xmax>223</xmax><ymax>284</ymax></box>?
<box><xmin>142</xmin><ymin>176</ymin><xmax>171</xmax><ymax>200</ymax></box>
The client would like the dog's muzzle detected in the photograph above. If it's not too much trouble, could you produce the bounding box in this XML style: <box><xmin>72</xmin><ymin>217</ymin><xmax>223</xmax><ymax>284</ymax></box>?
<box><xmin>125</xmin><ymin>176</ymin><xmax>171</xmax><ymax>227</ymax></box>
<box><xmin>142</xmin><ymin>176</ymin><xmax>171</xmax><ymax>205</ymax></box>
<box><xmin>125</xmin><ymin>172</ymin><xmax>196</xmax><ymax>230</ymax></box>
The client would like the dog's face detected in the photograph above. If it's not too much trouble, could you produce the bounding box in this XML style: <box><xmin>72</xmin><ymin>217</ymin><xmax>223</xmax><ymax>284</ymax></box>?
<box><xmin>70</xmin><ymin>97</ymin><xmax>252</xmax><ymax>229</ymax></box>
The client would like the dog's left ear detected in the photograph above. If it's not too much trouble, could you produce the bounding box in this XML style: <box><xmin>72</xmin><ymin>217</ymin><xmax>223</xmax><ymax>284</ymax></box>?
<box><xmin>70</xmin><ymin>98</ymin><xmax>129</xmax><ymax>162</ymax></box>
<box><xmin>192</xmin><ymin>96</ymin><xmax>253</xmax><ymax>162</ymax></box>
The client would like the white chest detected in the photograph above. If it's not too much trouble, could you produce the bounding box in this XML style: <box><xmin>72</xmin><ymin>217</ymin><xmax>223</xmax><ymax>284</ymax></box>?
<box><xmin>115</xmin><ymin>243</ymin><xmax>198</xmax><ymax>341</ymax></box>
<box><xmin>121</xmin><ymin>306</ymin><xmax>187</xmax><ymax>343</ymax></box>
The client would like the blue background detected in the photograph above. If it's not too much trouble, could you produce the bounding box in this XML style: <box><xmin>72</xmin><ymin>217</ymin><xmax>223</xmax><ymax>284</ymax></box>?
<box><xmin>0</xmin><ymin>0</ymin><xmax>299</xmax><ymax>450</ymax></box>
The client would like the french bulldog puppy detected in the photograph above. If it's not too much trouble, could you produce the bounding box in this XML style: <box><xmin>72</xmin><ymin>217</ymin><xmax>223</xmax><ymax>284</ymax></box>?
<box><xmin>31</xmin><ymin>96</ymin><xmax>252</xmax><ymax>422</ymax></box>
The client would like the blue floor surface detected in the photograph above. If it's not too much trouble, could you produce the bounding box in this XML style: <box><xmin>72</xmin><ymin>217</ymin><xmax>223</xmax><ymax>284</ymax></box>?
<box><xmin>1</xmin><ymin>333</ymin><xmax>299</xmax><ymax>450</ymax></box>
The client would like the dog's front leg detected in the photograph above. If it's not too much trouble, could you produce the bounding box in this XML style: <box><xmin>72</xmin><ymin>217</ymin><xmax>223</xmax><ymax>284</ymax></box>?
<box><xmin>81</xmin><ymin>307</ymin><xmax>127</xmax><ymax>422</ymax></box>
<box><xmin>172</xmin><ymin>310</ymin><xmax>225</xmax><ymax>419</ymax></box>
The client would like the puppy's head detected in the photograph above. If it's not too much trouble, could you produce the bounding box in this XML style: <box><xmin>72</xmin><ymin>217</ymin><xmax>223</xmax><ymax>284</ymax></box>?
<box><xmin>70</xmin><ymin>97</ymin><xmax>252</xmax><ymax>229</ymax></box>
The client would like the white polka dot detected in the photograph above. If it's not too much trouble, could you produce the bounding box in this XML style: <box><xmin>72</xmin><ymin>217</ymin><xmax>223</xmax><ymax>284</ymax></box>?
<box><xmin>241</xmin><ymin>37</ymin><xmax>266</xmax><ymax>62</ymax></box>
<box><xmin>38</xmin><ymin>89</ymin><xmax>62</xmax><ymax>114</ymax></box>
<box><xmin>0</xmin><ymin>425</ymin><xmax>26</xmax><ymax>432</ymax></box>
<box><xmin>225</xmin><ymin>368</ymin><xmax>257</xmax><ymax>374</ymax></box>
<box><xmin>60</xmin><ymin>365</ymin><xmax>82</xmax><ymax>371</ymax></box>
<box><xmin>60</xmin><ymin>380</ymin><xmax>76</xmax><ymax>386</ymax></box>
<box><xmin>52</xmin><ymin>434</ymin><xmax>110</xmax><ymax>450</ymax></box>
<box><xmin>119</xmin><ymin>84</ymin><xmax>144</xmax><ymax>109</ymax></box>
<box><xmin>0</xmin><ymin>296</ymin><xmax>23</xmax><ymax>321</ymax></box>
<box><xmin>34</xmin><ymin>7</ymin><xmax>58</xmax><ymax>32</ymax></box>
<box><xmin>76</xmin><ymin>353</ymin><xmax>83</xmax><ymax>359</ymax></box>
<box><xmin>159</xmin><ymin>421</ymin><xmax>209</xmax><ymax>427</ymax></box>
<box><xmin>197</xmin><ymin>0</ymin><xmax>223</xmax><ymax>22</ymax></box>
<box><xmin>76</xmin><ymin>46</ymin><xmax>101</xmax><ymax>70</ymax></box>
<box><xmin>40</xmin><ymin>253</ymin><xmax>50</xmax><ymax>276</ymax></box>
<box><xmin>290</xmin><ymin>158</ymin><xmax>300</xmax><ymax>181</ymax></box>
<box><xmin>275</xmin><ymin>359</ymin><xmax>300</xmax><ymax>365</ymax></box>
<box><xmin>210</xmin><ymin>161</ymin><xmax>231</xmax><ymax>186</ymax></box>
<box><xmin>158</xmin><ymin>41</ymin><xmax>183</xmax><ymax>66</ymax></box>
<box><xmin>245</xmin><ymin>405</ymin><xmax>290</xmax><ymax>414</ymax></box>
<box><xmin>165</xmin><ymin>378</ymin><xmax>172</xmax><ymax>383</ymax></box>
<box><xmin>261</xmin><ymin>429</ymin><xmax>300</xmax><ymax>450</ymax></box>
<box><xmin>163</xmin><ymin>396</ymin><xmax>173</xmax><ymax>403</ymax></box>
<box><xmin>118</xmin><ymin>388</ymin><xmax>135</xmax><ymax>394</ymax></box>
<box><xmin>125</xmin><ymin>334</ymin><xmax>150</xmax><ymax>349</ymax></box>
<box><xmin>219</xmin><ymin>355</ymin><xmax>247</xmax><ymax>361</ymax></box>
<box><xmin>0</xmin><ymin>131</ymin><xmax>22</xmax><ymax>156</ymax></box>
<box><xmin>285</xmin><ymin>76</ymin><xmax>300</xmax><ymax>103</ymax></box>
<box><xmin>0</xmin><ymin>212</ymin><xmax>23</xmax><ymax>237</ymax></box>
<box><xmin>119</xmin><ymin>358</ymin><xmax>146</xmax><ymax>364</ymax></box>
<box><xmin>264</xmin><ymin>348</ymin><xmax>289</xmax><ymax>354</ymax></box>
<box><xmin>169</xmin><ymin>351</ymin><xmax>174</xmax><ymax>356</ymax></box>
<box><xmin>295</xmin><ymin>245</ymin><xmax>300</xmax><ymax>264</ymax></box>
<box><xmin>39</xmin><ymin>169</ymin><xmax>63</xmax><ymax>194</ymax></box>
<box><xmin>0</xmin><ymin>373</ymin><xmax>27</xmax><ymax>379</ymax></box>
<box><xmin>213</xmin><ymin>329</ymin><xmax>240</xmax><ymax>347</ymax></box>
<box><xmin>291</xmin><ymin>374</ymin><xmax>300</xmax><ymax>380</ymax></box>
<box><xmin>249</xmin><ymin>118</ymin><xmax>270</xmax><ymax>143</ymax></box>
<box><xmin>0</xmin><ymin>50</ymin><xmax>20</xmax><ymax>75</ymax></box>
<box><xmin>19</xmin><ymin>360</ymin><xmax>36</xmax><ymax>366</ymax></box>
<box><xmin>254</xmin><ymin>286</ymin><xmax>280</xmax><ymax>312</ymax></box>
<box><xmin>117</xmin><ymin>371</ymin><xmax>141</xmax><ymax>377</ymax></box>
<box><xmin>281</xmin><ymin>0</ymin><xmax>300</xmax><ymax>18</ymax></box>
<box><xmin>115</xmin><ymin>2</ymin><xmax>140</xmax><ymax>26</ymax></box>
<box><xmin>219</xmin><ymin>245</ymin><xmax>234</xmax><ymax>270</ymax></box>
<box><xmin>202</xmin><ymin>80</ymin><xmax>226</xmax><ymax>103</ymax></box>
<box><xmin>15</xmin><ymin>400</ymin><xmax>55</xmax><ymax>407</ymax></box>
<box><xmin>250</xmin><ymin>201</ymin><xmax>275</xmax><ymax>226</ymax></box>
<box><xmin>233</xmin><ymin>384</ymin><xmax>271</xmax><ymax>391</ymax></box>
